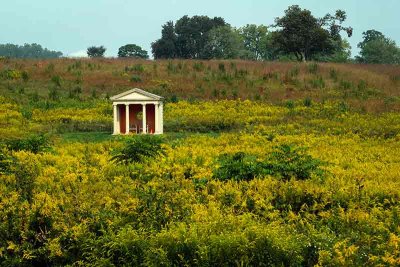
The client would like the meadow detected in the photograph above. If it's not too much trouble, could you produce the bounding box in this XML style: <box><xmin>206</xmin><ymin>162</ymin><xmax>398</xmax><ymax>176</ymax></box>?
<box><xmin>0</xmin><ymin>58</ymin><xmax>400</xmax><ymax>266</ymax></box>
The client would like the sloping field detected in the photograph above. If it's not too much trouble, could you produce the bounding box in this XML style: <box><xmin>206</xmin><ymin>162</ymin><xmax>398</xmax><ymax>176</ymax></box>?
<box><xmin>0</xmin><ymin>59</ymin><xmax>400</xmax><ymax>265</ymax></box>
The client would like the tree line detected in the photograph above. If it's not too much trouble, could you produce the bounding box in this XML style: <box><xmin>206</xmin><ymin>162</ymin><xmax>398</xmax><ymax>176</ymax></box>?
<box><xmin>149</xmin><ymin>5</ymin><xmax>399</xmax><ymax>64</ymax></box>
<box><xmin>88</xmin><ymin>5</ymin><xmax>400</xmax><ymax>64</ymax></box>
<box><xmin>0</xmin><ymin>43</ymin><xmax>62</xmax><ymax>59</ymax></box>
<box><xmin>1</xmin><ymin>5</ymin><xmax>399</xmax><ymax>64</ymax></box>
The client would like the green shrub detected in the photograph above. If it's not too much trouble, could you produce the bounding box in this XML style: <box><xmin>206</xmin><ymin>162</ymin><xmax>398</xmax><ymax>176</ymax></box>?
<box><xmin>213</xmin><ymin>152</ymin><xmax>264</xmax><ymax>181</ymax></box>
<box><xmin>169</xmin><ymin>94</ymin><xmax>179</xmax><ymax>103</ymax></box>
<box><xmin>213</xmin><ymin>146</ymin><xmax>324</xmax><ymax>182</ymax></box>
<box><xmin>21</xmin><ymin>106</ymin><xmax>33</xmax><ymax>120</ymax></box>
<box><xmin>11</xmin><ymin>151</ymin><xmax>41</xmax><ymax>203</ymax></box>
<box><xmin>339</xmin><ymin>80</ymin><xmax>353</xmax><ymax>91</ymax></box>
<box><xmin>124</xmin><ymin>64</ymin><xmax>146</xmax><ymax>73</ymax></box>
<box><xmin>310</xmin><ymin>76</ymin><xmax>325</xmax><ymax>89</ymax></box>
<box><xmin>0</xmin><ymin>69</ymin><xmax>21</xmax><ymax>80</ymax></box>
<box><xmin>263</xmin><ymin>144</ymin><xmax>324</xmax><ymax>181</ymax></box>
<box><xmin>285</xmin><ymin>100</ymin><xmax>295</xmax><ymax>109</ymax></box>
<box><xmin>51</xmin><ymin>75</ymin><xmax>62</xmax><ymax>87</ymax></box>
<box><xmin>0</xmin><ymin>148</ymin><xmax>12</xmax><ymax>174</ymax></box>
<box><xmin>21</xmin><ymin>71</ymin><xmax>29</xmax><ymax>82</ymax></box>
<box><xmin>5</xmin><ymin>134</ymin><xmax>50</xmax><ymax>154</ymax></box>
<box><xmin>68</xmin><ymin>86</ymin><xmax>82</xmax><ymax>99</ymax></box>
<box><xmin>303</xmin><ymin>97</ymin><xmax>312</xmax><ymax>107</ymax></box>
<box><xmin>130</xmin><ymin>75</ymin><xmax>142</xmax><ymax>83</ymax></box>
<box><xmin>111</xmin><ymin>135</ymin><xmax>165</xmax><ymax>165</ymax></box>
<box><xmin>357</xmin><ymin>80</ymin><xmax>367</xmax><ymax>91</ymax></box>
<box><xmin>48</xmin><ymin>86</ymin><xmax>59</xmax><ymax>100</ymax></box>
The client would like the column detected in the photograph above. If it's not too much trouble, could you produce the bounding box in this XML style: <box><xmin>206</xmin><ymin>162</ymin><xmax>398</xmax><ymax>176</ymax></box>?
<box><xmin>113</xmin><ymin>104</ymin><xmax>119</xmax><ymax>135</ymax></box>
<box><xmin>154</xmin><ymin>103</ymin><xmax>159</xmax><ymax>134</ymax></box>
<box><xmin>125</xmin><ymin>104</ymin><xmax>130</xmax><ymax>134</ymax></box>
<box><xmin>142</xmin><ymin>103</ymin><xmax>147</xmax><ymax>134</ymax></box>
<box><xmin>159</xmin><ymin>102</ymin><xmax>163</xmax><ymax>134</ymax></box>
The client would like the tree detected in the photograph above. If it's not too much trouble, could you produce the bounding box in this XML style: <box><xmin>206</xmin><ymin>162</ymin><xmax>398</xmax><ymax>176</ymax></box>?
<box><xmin>0</xmin><ymin>43</ymin><xmax>62</xmax><ymax>58</ymax></box>
<box><xmin>151</xmin><ymin>21</ymin><xmax>177</xmax><ymax>59</ymax></box>
<box><xmin>87</xmin><ymin>46</ymin><xmax>106</xmax><ymax>58</ymax></box>
<box><xmin>356</xmin><ymin>30</ymin><xmax>400</xmax><ymax>64</ymax></box>
<box><xmin>175</xmin><ymin>15</ymin><xmax>227</xmax><ymax>59</ymax></box>
<box><xmin>203</xmin><ymin>26</ymin><xmax>246</xmax><ymax>59</ymax></box>
<box><xmin>238</xmin><ymin>24</ymin><xmax>270</xmax><ymax>60</ymax></box>
<box><xmin>272</xmin><ymin>5</ymin><xmax>352</xmax><ymax>61</ymax></box>
<box><xmin>118</xmin><ymin>44</ymin><xmax>148</xmax><ymax>59</ymax></box>
<box><xmin>151</xmin><ymin>16</ymin><xmax>227</xmax><ymax>59</ymax></box>
<box><xmin>313</xmin><ymin>39</ymin><xmax>352</xmax><ymax>62</ymax></box>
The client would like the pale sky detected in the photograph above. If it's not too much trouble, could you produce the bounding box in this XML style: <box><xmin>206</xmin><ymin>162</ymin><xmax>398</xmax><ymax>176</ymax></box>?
<box><xmin>1</xmin><ymin>0</ymin><xmax>399</xmax><ymax>58</ymax></box>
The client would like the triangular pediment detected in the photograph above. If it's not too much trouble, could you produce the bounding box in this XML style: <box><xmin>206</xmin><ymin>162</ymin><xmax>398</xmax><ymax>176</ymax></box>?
<box><xmin>110</xmin><ymin>88</ymin><xmax>163</xmax><ymax>101</ymax></box>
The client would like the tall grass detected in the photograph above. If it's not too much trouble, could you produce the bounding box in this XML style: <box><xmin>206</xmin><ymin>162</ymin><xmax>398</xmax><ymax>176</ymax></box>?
<box><xmin>0</xmin><ymin>59</ymin><xmax>399</xmax><ymax>112</ymax></box>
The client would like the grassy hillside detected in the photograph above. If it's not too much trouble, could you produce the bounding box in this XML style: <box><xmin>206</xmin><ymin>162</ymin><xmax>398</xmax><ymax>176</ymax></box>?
<box><xmin>1</xmin><ymin>59</ymin><xmax>400</xmax><ymax>266</ymax></box>
<box><xmin>1</xmin><ymin>58</ymin><xmax>400</xmax><ymax>112</ymax></box>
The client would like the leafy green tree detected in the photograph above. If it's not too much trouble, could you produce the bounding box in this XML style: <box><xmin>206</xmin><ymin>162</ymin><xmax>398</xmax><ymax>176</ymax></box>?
<box><xmin>152</xmin><ymin>16</ymin><xmax>227</xmax><ymax>59</ymax></box>
<box><xmin>314</xmin><ymin>39</ymin><xmax>352</xmax><ymax>62</ymax></box>
<box><xmin>87</xmin><ymin>46</ymin><xmax>106</xmax><ymax>58</ymax></box>
<box><xmin>151</xmin><ymin>21</ymin><xmax>177</xmax><ymax>59</ymax></box>
<box><xmin>0</xmin><ymin>43</ymin><xmax>62</xmax><ymax>58</ymax></box>
<box><xmin>203</xmin><ymin>26</ymin><xmax>246</xmax><ymax>59</ymax></box>
<box><xmin>272</xmin><ymin>5</ymin><xmax>352</xmax><ymax>61</ymax></box>
<box><xmin>356</xmin><ymin>30</ymin><xmax>400</xmax><ymax>64</ymax></box>
<box><xmin>118</xmin><ymin>44</ymin><xmax>149</xmax><ymax>59</ymax></box>
<box><xmin>175</xmin><ymin>15</ymin><xmax>227</xmax><ymax>59</ymax></box>
<box><xmin>238</xmin><ymin>24</ymin><xmax>270</xmax><ymax>60</ymax></box>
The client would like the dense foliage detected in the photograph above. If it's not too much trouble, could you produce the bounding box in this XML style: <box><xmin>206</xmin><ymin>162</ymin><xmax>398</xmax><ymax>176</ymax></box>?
<box><xmin>357</xmin><ymin>30</ymin><xmax>400</xmax><ymax>64</ymax></box>
<box><xmin>152</xmin><ymin>15</ymin><xmax>227</xmax><ymax>59</ymax></box>
<box><xmin>151</xmin><ymin>6</ymin><xmax>359</xmax><ymax>62</ymax></box>
<box><xmin>118</xmin><ymin>44</ymin><xmax>149</xmax><ymax>59</ymax></box>
<box><xmin>213</xmin><ymin>145</ymin><xmax>323</xmax><ymax>182</ymax></box>
<box><xmin>0</xmin><ymin>59</ymin><xmax>400</xmax><ymax>265</ymax></box>
<box><xmin>272</xmin><ymin>6</ymin><xmax>353</xmax><ymax>62</ymax></box>
<box><xmin>87</xmin><ymin>46</ymin><xmax>106</xmax><ymax>58</ymax></box>
<box><xmin>111</xmin><ymin>135</ymin><xmax>164</xmax><ymax>164</ymax></box>
<box><xmin>1</xmin><ymin>95</ymin><xmax>400</xmax><ymax>265</ymax></box>
<box><xmin>0</xmin><ymin>43</ymin><xmax>62</xmax><ymax>58</ymax></box>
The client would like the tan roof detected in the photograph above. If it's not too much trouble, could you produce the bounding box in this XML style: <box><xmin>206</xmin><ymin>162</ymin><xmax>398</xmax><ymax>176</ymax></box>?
<box><xmin>110</xmin><ymin>88</ymin><xmax>163</xmax><ymax>101</ymax></box>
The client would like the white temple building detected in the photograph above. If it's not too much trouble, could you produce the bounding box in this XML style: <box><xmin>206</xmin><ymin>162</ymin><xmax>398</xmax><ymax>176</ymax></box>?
<box><xmin>110</xmin><ymin>88</ymin><xmax>163</xmax><ymax>135</ymax></box>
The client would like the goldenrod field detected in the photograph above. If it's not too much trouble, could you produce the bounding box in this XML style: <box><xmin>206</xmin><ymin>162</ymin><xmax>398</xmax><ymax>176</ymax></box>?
<box><xmin>1</xmin><ymin>59</ymin><xmax>400</xmax><ymax>266</ymax></box>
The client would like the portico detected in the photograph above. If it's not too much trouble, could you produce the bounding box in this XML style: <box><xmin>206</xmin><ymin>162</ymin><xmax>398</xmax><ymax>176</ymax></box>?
<box><xmin>110</xmin><ymin>88</ymin><xmax>163</xmax><ymax>135</ymax></box>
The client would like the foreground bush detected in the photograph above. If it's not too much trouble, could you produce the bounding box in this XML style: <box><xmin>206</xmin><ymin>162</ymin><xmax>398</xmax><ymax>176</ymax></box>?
<box><xmin>213</xmin><ymin>145</ymin><xmax>324</xmax><ymax>181</ymax></box>
<box><xmin>263</xmin><ymin>144</ymin><xmax>324</xmax><ymax>181</ymax></box>
<box><xmin>213</xmin><ymin>152</ymin><xmax>264</xmax><ymax>181</ymax></box>
<box><xmin>111</xmin><ymin>135</ymin><xmax>165</xmax><ymax>164</ymax></box>
<box><xmin>3</xmin><ymin>134</ymin><xmax>50</xmax><ymax>154</ymax></box>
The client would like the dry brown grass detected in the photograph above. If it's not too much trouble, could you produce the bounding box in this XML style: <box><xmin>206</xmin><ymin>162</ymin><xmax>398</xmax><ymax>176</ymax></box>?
<box><xmin>1</xmin><ymin>58</ymin><xmax>399</xmax><ymax>112</ymax></box>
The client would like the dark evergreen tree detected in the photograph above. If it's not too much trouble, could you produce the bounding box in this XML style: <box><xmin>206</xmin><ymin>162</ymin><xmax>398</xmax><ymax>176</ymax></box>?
<box><xmin>151</xmin><ymin>21</ymin><xmax>177</xmax><ymax>59</ymax></box>
<box><xmin>151</xmin><ymin>16</ymin><xmax>227</xmax><ymax>59</ymax></box>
